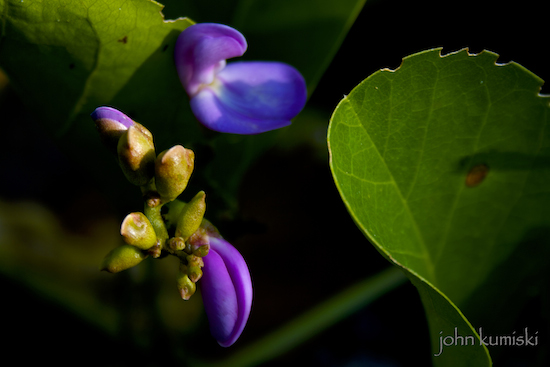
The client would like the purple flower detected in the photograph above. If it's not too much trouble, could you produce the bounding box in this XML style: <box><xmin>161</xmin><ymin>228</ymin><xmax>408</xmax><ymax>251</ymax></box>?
<box><xmin>174</xmin><ymin>23</ymin><xmax>307</xmax><ymax>134</ymax></box>
<box><xmin>201</xmin><ymin>235</ymin><xmax>253</xmax><ymax>347</ymax></box>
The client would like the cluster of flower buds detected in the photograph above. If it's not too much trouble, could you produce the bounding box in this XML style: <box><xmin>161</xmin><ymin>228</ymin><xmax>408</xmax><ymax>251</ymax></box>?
<box><xmin>91</xmin><ymin>106</ymin><xmax>252</xmax><ymax>347</ymax></box>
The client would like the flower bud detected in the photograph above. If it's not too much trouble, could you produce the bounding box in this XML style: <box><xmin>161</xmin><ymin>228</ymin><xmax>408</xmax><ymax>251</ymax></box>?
<box><xmin>147</xmin><ymin>242</ymin><xmax>162</xmax><ymax>258</ymax></box>
<box><xmin>117</xmin><ymin>125</ymin><xmax>156</xmax><ymax>186</ymax></box>
<box><xmin>100</xmin><ymin>244</ymin><xmax>148</xmax><ymax>273</ymax></box>
<box><xmin>201</xmin><ymin>236</ymin><xmax>252</xmax><ymax>347</ymax></box>
<box><xmin>177</xmin><ymin>265</ymin><xmax>196</xmax><ymax>300</ymax></box>
<box><xmin>175</xmin><ymin>191</ymin><xmax>206</xmax><ymax>240</ymax></box>
<box><xmin>188</xmin><ymin>226</ymin><xmax>210</xmax><ymax>256</ymax></box>
<box><xmin>155</xmin><ymin>145</ymin><xmax>195</xmax><ymax>201</ymax></box>
<box><xmin>168</xmin><ymin>236</ymin><xmax>186</xmax><ymax>251</ymax></box>
<box><xmin>187</xmin><ymin>254</ymin><xmax>204</xmax><ymax>282</ymax></box>
<box><xmin>120</xmin><ymin>212</ymin><xmax>157</xmax><ymax>250</ymax></box>
<box><xmin>91</xmin><ymin>107</ymin><xmax>134</xmax><ymax>152</ymax></box>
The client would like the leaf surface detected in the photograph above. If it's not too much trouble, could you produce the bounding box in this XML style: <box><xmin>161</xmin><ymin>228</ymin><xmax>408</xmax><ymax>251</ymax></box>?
<box><xmin>328</xmin><ymin>48</ymin><xmax>550</xmax><ymax>365</ymax></box>
<box><xmin>0</xmin><ymin>0</ymin><xmax>193</xmax><ymax>135</ymax></box>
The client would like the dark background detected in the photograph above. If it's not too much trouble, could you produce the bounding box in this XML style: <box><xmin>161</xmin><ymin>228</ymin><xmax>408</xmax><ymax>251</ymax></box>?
<box><xmin>2</xmin><ymin>0</ymin><xmax>547</xmax><ymax>366</ymax></box>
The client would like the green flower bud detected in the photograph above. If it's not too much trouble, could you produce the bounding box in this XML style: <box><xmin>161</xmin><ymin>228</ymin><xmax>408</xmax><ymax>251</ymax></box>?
<box><xmin>177</xmin><ymin>265</ymin><xmax>196</xmax><ymax>300</ymax></box>
<box><xmin>175</xmin><ymin>191</ymin><xmax>206</xmax><ymax>241</ymax></box>
<box><xmin>186</xmin><ymin>254</ymin><xmax>204</xmax><ymax>282</ymax></box>
<box><xmin>117</xmin><ymin>125</ymin><xmax>156</xmax><ymax>186</ymax></box>
<box><xmin>133</xmin><ymin>122</ymin><xmax>154</xmax><ymax>142</ymax></box>
<box><xmin>120</xmin><ymin>212</ymin><xmax>157</xmax><ymax>250</ymax></box>
<box><xmin>155</xmin><ymin>145</ymin><xmax>195</xmax><ymax>202</ymax></box>
<box><xmin>168</xmin><ymin>236</ymin><xmax>186</xmax><ymax>251</ymax></box>
<box><xmin>100</xmin><ymin>244</ymin><xmax>148</xmax><ymax>273</ymax></box>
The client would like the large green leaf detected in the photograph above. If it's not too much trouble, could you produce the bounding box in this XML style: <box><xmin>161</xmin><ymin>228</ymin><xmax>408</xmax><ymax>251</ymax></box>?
<box><xmin>328</xmin><ymin>48</ymin><xmax>550</xmax><ymax>365</ymax></box>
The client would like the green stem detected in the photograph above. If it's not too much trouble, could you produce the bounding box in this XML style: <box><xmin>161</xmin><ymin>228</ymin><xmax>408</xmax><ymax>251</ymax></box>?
<box><xmin>190</xmin><ymin>266</ymin><xmax>408</xmax><ymax>367</ymax></box>
<box><xmin>143</xmin><ymin>202</ymin><xmax>169</xmax><ymax>248</ymax></box>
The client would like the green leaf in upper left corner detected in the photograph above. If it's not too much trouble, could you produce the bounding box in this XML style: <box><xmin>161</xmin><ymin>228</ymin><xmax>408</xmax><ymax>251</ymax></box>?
<box><xmin>0</xmin><ymin>0</ymin><xmax>193</xmax><ymax>139</ymax></box>
<box><xmin>0</xmin><ymin>0</ymin><xmax>198</xmax><ymax>208</ymax></box>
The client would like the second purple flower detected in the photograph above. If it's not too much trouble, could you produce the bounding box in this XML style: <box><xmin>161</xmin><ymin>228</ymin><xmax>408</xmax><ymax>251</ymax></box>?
<box><xmin>174</xmin><ymin>23</ymin><xmax>307</xmax><ymax>135</ymax></box>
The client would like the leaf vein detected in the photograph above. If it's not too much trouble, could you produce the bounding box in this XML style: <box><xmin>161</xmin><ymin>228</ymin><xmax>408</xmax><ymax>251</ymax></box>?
<box><xmin>346</xmin><ymin>97</ymin><xmax>436</xmax><ymax>280</ymax></box>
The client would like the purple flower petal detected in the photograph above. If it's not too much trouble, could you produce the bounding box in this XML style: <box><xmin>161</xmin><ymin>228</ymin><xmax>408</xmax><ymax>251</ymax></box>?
<box><xmin>91</xmin><ymin>106</ymin><xmax>137</xmax><ymax>152</ymax></box>
<box><xmin>91</xmin><ymin>106</ymin><xmax>134</xmax><ymax>129</ymax></box>
<box><xmin>175</xmin><ymin>23</ymin><xmax>247</xmax><ymax>97</ymax></box>
<box><xmin>201</xmin><ymin>237</ymin><xmax>252</xmax><ymax>347</ymax></box>
<box><xmin>190</xmin><ymin>61</ymin><xmax>307</xmax><ymax>134</ymax></box>
<box><xmin>201</xmin><ymin>249</ymin><xmax>238</xmax><ymax>344</ymax></box>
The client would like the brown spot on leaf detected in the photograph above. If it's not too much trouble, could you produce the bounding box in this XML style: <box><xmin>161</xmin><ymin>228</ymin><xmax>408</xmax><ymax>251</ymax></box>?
<box><xmin>118</xmin><ymin>36</ymin><xmax>128</xmax><ymax>44</ymax></box>
<box><xmin>162</xmin><ymin>44</ymin><xmax>169</xmax><ymax>52</ymax></box>
<box><xmin>466</xmin><ymin>164</ymin><xmax>489</xmax><ymax>187</ymax></box>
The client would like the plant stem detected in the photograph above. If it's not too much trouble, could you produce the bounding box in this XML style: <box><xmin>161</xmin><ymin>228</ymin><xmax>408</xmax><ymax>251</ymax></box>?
<box><xmin>143</xmin><ymin>202</ymin><xmax>169</xmax><ymax>248</ymax></box>
<box><xmin>191</xmin><ymin>266</ymin><xmax>408</xmax><ymax>367</ymax></box>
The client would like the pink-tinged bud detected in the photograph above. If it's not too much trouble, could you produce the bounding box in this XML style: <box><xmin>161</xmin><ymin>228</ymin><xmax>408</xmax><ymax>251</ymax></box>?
<box><xmin>188</xmin><ymin>226</ymin><xmax>210</xmax><ymax>256</ymax></box>
<box><xmin>154</xmin><ymin>145</ymin><xmax>195</xmax><ymax>201</ymax></box>
<box><xmin>168</xmin><ymin>236</ymin><xmax>186</xmax><ymax>251</ymax></box>
<box><xmin>201</xmin><ymin>236</ymin><xmax>252</xmax><ymax>347</ymax></box>
<box><xmin>186</xmin><ymin>254</ymin><xmax>204</xmax><ymax>283</ymax></box>
<box><xmin>120</xmin><ymin>212</ymin><xmax>157</xmax><ymax>250</ymax></box>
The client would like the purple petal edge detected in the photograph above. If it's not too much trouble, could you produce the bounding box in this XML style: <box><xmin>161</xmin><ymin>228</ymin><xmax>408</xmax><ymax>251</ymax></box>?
<box><xmin>175</xmin><ymin>23</ymin><xmax>247</xmax><ymax>97</ymax></box>
<box><xmin>90</xmin><ymin>106</ymin><xmax>134</xmax><ymax>128</ymax></box>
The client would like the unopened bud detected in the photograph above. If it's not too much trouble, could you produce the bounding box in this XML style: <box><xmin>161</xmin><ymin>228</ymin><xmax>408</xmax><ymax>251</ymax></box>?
<box><xmin>155</xmin><ymin>145</ymin><xmax>195</xmax><ymax>201</ymax></box>
<box><xmin>147</xmin><ymin>241</ymin><xmax>162</xmax><ymax>258</ymax></box>
<box><xmin>186</xmin><ymin>254</ymin><xmax>204</xmax><ymax>282</ymax></box>
<box><xmin>175</xmin><ymin>191</ymin><xmax>206</xmax><ymax>240</ymax></box>
<box><xmin>144</xmin><ymin>191</ymin><xmax>161</xmax><ymax>208</ymax></box>
<box><xmin>120</xmin><ymin>212</ymin><xmax>157</xmax><ymax>250</ymax></box>
<box><xmin>100</xmin><ymin>244</ymin><xmax>148</xmax><ymax>273</ymax></box>
<box><xmin>188</xmin><ymin>227</ymin><xmax>210</xmax><ymax>256</ymax></box>
<box><xmin>177</xmin><ymin>265</ymin><xmax>196</xmax><ymax>300</ymax></box>
<box><xmin>91</xmin><ymin>107</ymin><xmax>135</xmax><ymax>153</ymax></box>
<box><xmin>117</xmin><ymin>125</ymin><xmax>156</xmax><ymax>186</ymax></box>
<box><xmin>168</xmin><ymin>236</ymin><xmax>186</xmax><ymax>251</ymax></box>
<box><xmin>193</xmin><ymin>244</ymin><xmax>210</xmax><ymax>257</ymax></box>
